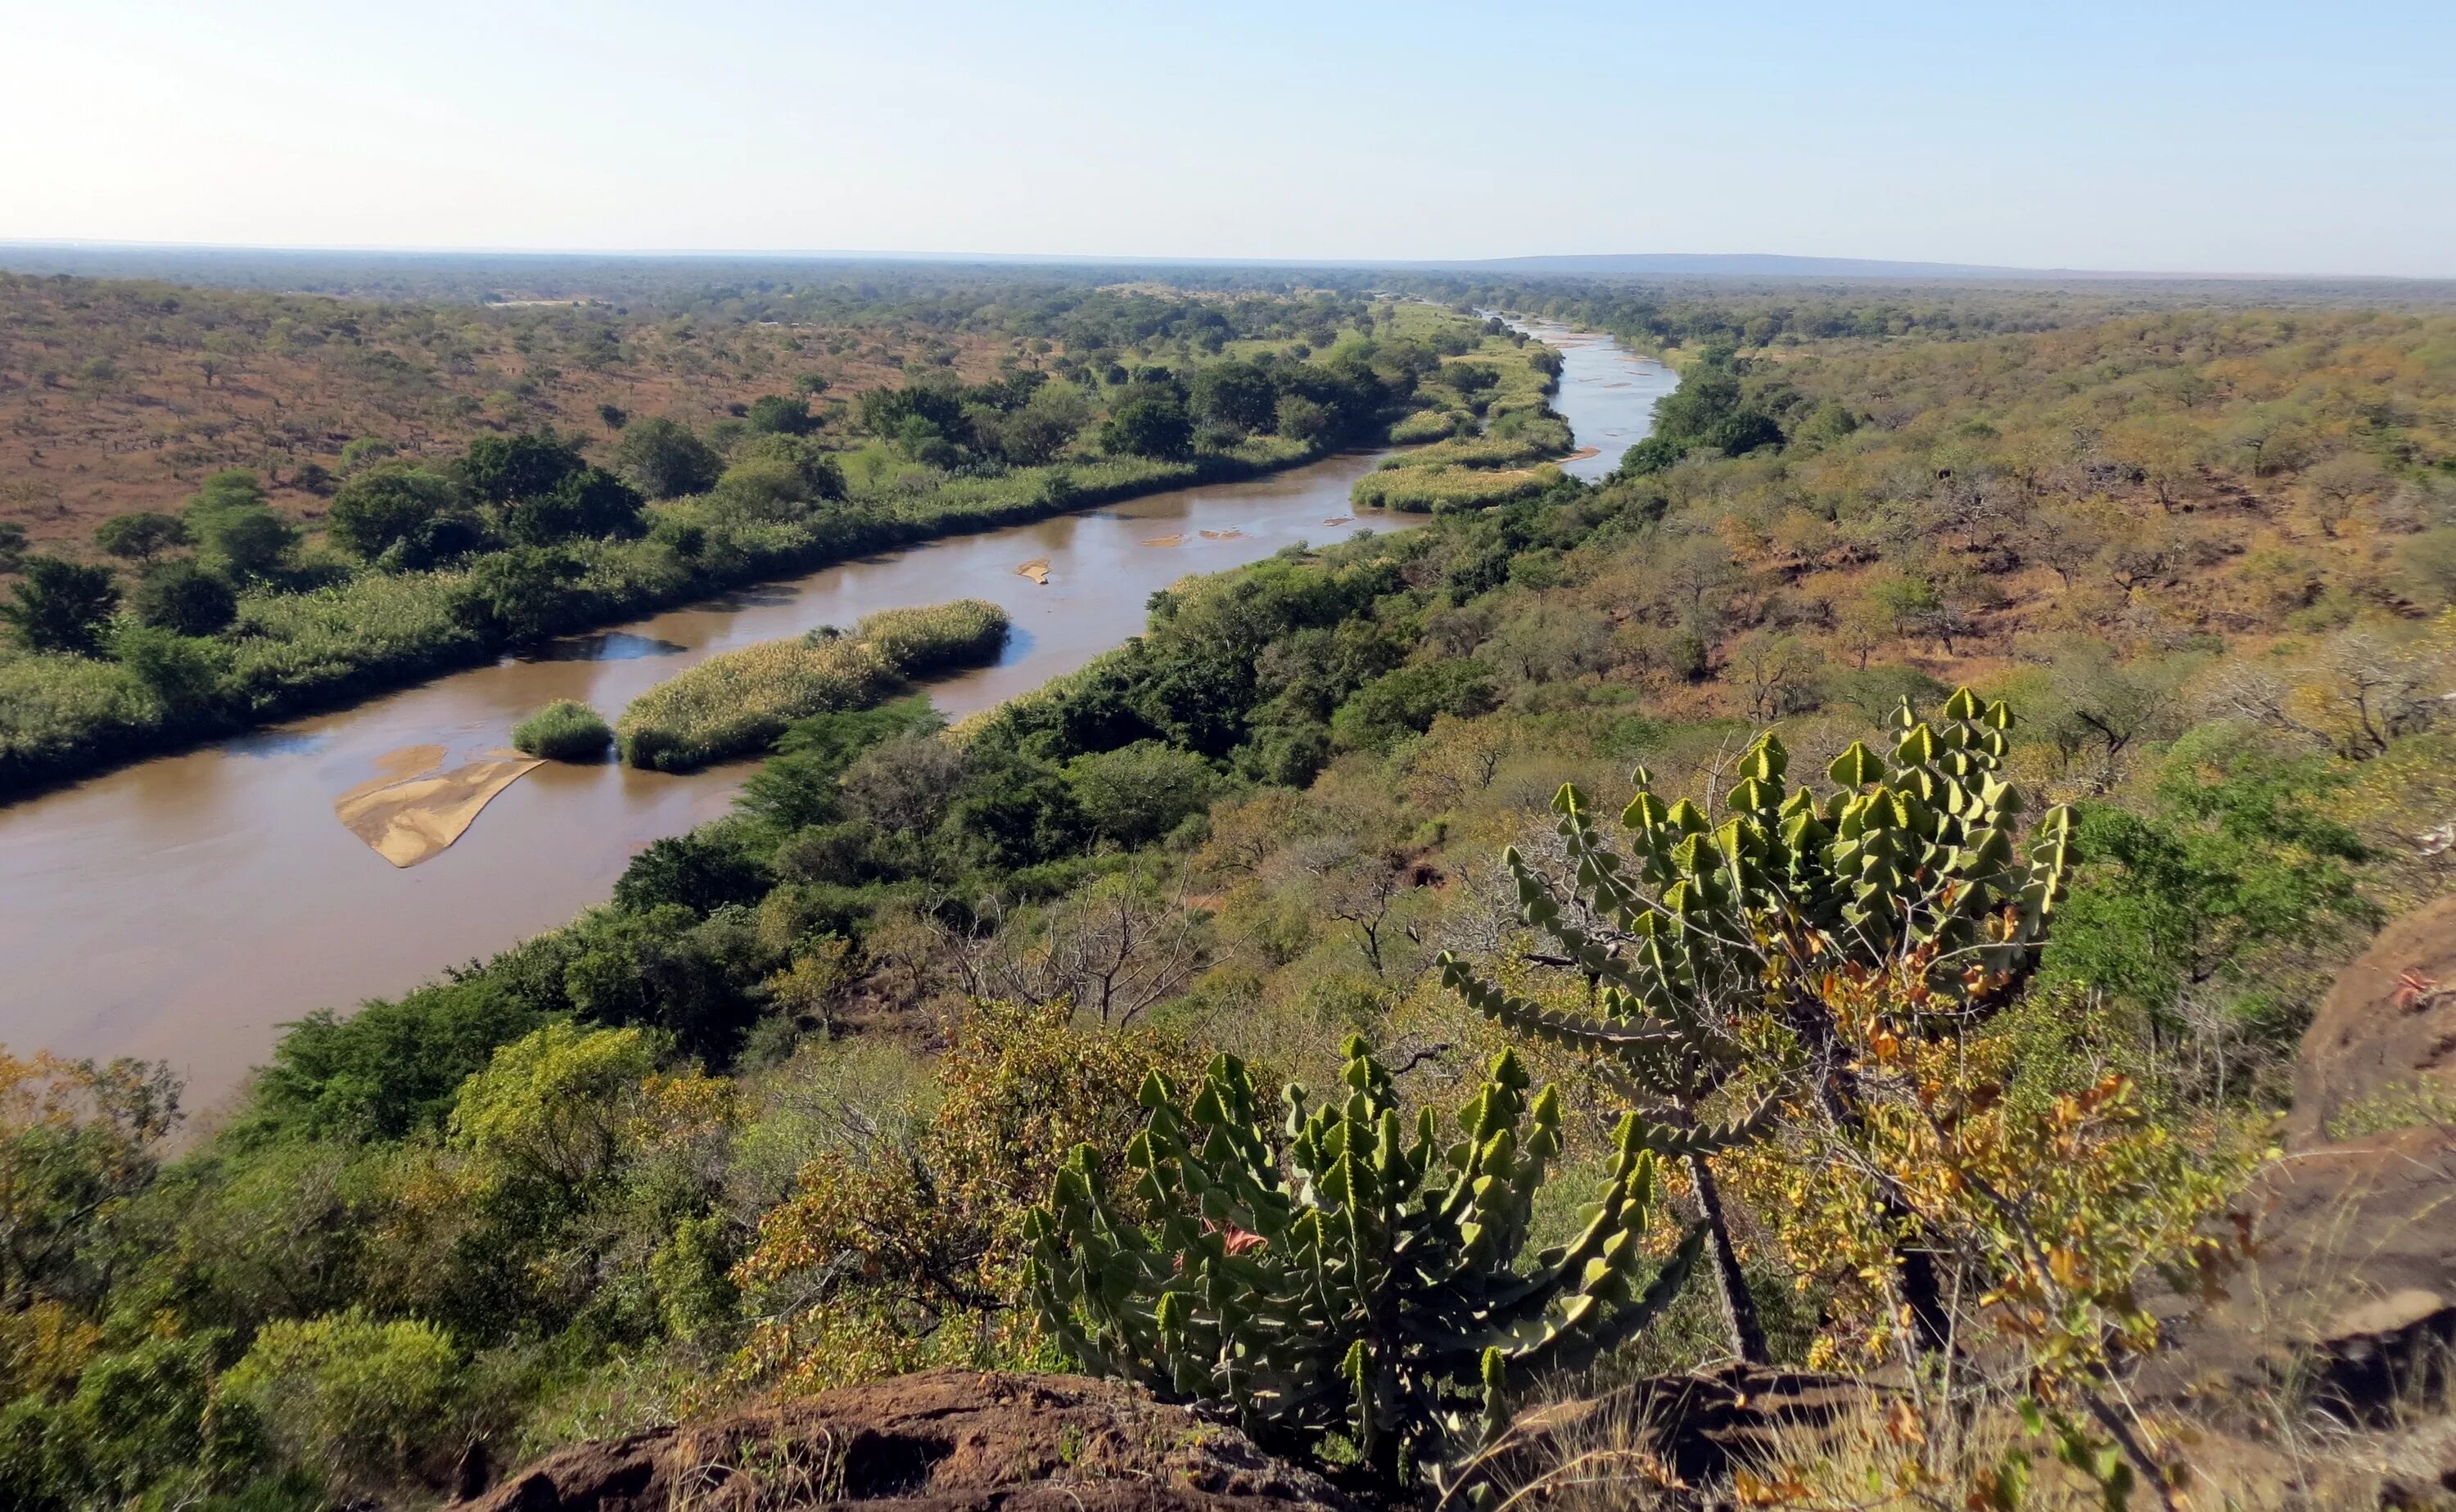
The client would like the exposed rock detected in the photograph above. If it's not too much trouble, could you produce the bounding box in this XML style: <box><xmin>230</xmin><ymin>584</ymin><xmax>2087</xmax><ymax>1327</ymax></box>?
<box><xmin>1475</xmin><ymin>1363</ymin><xmax>1874</xmax><ymax>1501</ymax></box>
<box><xmin>459</xmin><ymin>1370</ymin><xmax>1353</xmax><ymax>1512</ymax></box>
<box><xmin>2147</xmin><ymin>1123</ymin><xmax>2456</xmax><ymax>1428</ymax></box>
<box><xmin>2287</xmin><ymin>893</ymin><xmax>2456</xmax><ymax>1149</ymax></box>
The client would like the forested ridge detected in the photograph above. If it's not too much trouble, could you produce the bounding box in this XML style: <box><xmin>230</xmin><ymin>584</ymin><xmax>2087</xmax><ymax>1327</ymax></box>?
<box><xmin>5</xmin><ymin>271</ymin><xmax>2456</xmax><ymax>1509</ymax></box>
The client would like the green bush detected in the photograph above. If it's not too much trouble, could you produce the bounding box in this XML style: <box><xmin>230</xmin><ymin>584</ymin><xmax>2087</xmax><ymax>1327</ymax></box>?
<box><xmin>2</xmin><ymin>557</ymin><xmax>120</xmax><ymax>655</ymax></box>
<box><xmin>1330</xmin><ymin>659</ymin><xmax>1497</xmax><ymax>749</ymax></box>
<box><xmin>1064</xmin><ymin>739</ymin><xmax>1217</xmax><ymax>846</ymax></box>
<box><xmin>217</xmin><ymin>1311</ymin><xmax>463</xmax><ymax>1494</ymax></box>
<box><xmin>510</xmin><ymin>699</ymin><xmax>612</xmax><ymax>761</ymax></box>
<box><xmin>853</xmin><ymin>598</ymin><xmax>1009</xmax><ymax>675</ymax></box>
<box><xmin>133</xmin><ymin>560</ymin><xmax>239</xmax><ymax>635</ymax></box>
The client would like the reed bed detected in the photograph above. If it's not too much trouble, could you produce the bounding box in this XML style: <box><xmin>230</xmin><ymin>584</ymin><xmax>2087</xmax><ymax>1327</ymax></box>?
<box><xmin>1353</xmin><ymin>462</ymin><xmax>1561</xmax><ymax>514</ymax></box>
<box><xmin>617</xmin><ymin>638</ymin><xmax>898</xmax><ymax>772</ymax></box>
<box><xmin>616</xmin><ymin>598</ymin><xmax>1006</xmax><ymax>771</ymax></box>
<box><xmin>851</xmin><ymin>598</ymin><xmax>1009</xmax><ymax>676</ymax></box>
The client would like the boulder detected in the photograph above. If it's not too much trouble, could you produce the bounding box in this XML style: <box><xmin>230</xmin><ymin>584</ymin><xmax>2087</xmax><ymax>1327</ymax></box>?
<box><xmin>2287</xmin><ymin>893</ymin><xmax>2456</xmax><ymax>1149</ymax></box>
<box><xmin>1474</xmin><ymin>1363</ymin><xmax>1874</xmax><ymax>1501</ymax></box>
<box><xmin>461</xmin><ymin>1370</ymin><xmax>1353</xmax><ymax>1512</ymax></box>
<box><xmin>2147</xmin><ymin>1122</ymin><xmax>2456</xmax><ymax>1427</ymax></box>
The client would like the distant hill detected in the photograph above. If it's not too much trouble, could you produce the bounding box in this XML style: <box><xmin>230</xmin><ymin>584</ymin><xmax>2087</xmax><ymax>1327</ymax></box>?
<box><xmin>1459</xmin><ymin>252</ymin><xmax>2053</xmax><ymax>279</ymax></box>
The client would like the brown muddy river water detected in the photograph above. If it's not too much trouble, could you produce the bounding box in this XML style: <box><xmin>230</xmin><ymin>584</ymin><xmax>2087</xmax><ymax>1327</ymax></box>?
<box><xmin>0</xmin><ymin>327</ymin><xmax>1674</xmax><ymax>1113</ymax></box>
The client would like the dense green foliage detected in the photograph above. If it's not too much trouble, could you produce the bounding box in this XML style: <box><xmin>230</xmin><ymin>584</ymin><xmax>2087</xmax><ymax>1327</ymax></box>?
<box><xmin>0</xmin><ymin>295</ymin><xmax>1516</xmax><ymax>798</ymax></box>
<box><xmin>509</xmin><ymin>700</ymin><xmax>612</xmax><ymax>761</ymax></box>
<box><xmin>1027</xmin><ymin>1043</ymin><xmax>1699</xmax><ymax>1487</ymax></box>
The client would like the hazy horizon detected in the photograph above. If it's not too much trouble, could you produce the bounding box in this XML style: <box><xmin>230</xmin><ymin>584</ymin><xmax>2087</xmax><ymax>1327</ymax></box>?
<box><xmin>10</xmin><ymin>1</ymin><xmax>2455</xmax><ymax>278</ymax></box>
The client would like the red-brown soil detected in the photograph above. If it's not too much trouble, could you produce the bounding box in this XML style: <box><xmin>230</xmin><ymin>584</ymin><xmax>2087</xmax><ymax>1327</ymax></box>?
<box><xmin>0</xmin><ymin>274</ymin><xmax>1010</xmax><ymax>551</ymax></box>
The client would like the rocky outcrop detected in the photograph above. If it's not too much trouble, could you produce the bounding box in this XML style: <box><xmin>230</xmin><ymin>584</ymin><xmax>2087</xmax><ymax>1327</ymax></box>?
<box><xmin>1475</xmin><ymin>1363</ymin><xmax>1875</xmax><ymax>1500</ymax></box>
<box><xmin>2152</xmin><ymin>896</ymin><xmax>2456</xmax><ymax>1447</ymax></box>
<box><xmin>2148</xmin><ymin>1122</ymin><xmax>2456</xmax><ymax>1424</ymax></box>
<box><xmin>462</xmin><ymin>1370</ymin><xmax>1353</xmax><ymax>1512</ymax></box>
<box><xmin>2287</xmin><ymin>892</ymin><xmax>2456</xmax><ymax>1149</ymax></box>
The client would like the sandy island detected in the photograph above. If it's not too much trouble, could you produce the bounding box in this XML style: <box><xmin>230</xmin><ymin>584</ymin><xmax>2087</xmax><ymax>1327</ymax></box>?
<box><xmin>334</xmin><ymin>745</ymin><xmax>544</xmax><ymax>867</ymax></box>
<box><xmin>1140</xmin><ymin>534</ymin><xmax>1183</xmax><ymax>548</ymax></box>
<box><xmin>1564</xmin><ymin>447</ymin><xmax>1600</xmax><ymax>461</ymax></box>
<box><xmin>1199</xmin><ymin>529</ymin><xmax>1244</xmax><ymax>541</ymax></box>
<box><xmin>1323</xmin><ymin>516</ymin><xmax>1353</xmax><ymax>526</ymax></box>
<box><xmin>1016</xmin><ymin>557</ymin><xmax>1051</xmax><ymax>584</ymax></box>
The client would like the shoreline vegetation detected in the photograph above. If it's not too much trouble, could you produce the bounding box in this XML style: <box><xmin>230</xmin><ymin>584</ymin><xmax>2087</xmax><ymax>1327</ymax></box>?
<box><xmin>0</xmin><ymin>294</ymin><xmax>1569</xmax><ymax>802</ymax></box>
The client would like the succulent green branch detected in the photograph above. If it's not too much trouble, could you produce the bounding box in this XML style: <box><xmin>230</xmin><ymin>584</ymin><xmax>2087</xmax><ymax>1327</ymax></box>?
<box><xmin>1024</xmin><ymin>1039</ymin><xmax>1701</xmax><ymax>1490</ymax></box>
<box><xmin>1438</xmin><ymin>690</ymin><xmax>2078</xmax><ymax>1365</ymax></box>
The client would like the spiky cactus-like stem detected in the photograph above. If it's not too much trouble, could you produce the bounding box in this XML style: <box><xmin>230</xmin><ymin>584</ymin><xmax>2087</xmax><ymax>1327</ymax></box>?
<box><xmin>1440</xmin><ymin>690</ymin><xmax>2079</xmax><ymax>1361</ymax></box>
<box><xmin>1023</xmin><ymin>1038</ymin><xmax>1703</xmax><ymax>1491</ymax></box>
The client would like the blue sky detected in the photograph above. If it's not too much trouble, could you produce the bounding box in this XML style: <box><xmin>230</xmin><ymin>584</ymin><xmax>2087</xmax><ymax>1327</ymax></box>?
<box><xmin>7</xmin><ymin>1</ymin><xmax>2452</xmax><ymax>275</ymax></box>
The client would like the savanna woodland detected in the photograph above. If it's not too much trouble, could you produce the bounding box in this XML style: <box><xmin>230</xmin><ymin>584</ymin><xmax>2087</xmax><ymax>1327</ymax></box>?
<box><xmin>7</xmin><ymin>255</ymin><xmax>2456</xmax><ymax>1510</ymax></box>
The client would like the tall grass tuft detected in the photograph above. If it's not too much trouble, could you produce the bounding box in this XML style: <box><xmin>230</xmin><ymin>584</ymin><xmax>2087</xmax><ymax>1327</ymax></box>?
<box><xmin>511</xmin><ymin>700</ymin><xmax>613</xmax><ymax>761</ymax></box>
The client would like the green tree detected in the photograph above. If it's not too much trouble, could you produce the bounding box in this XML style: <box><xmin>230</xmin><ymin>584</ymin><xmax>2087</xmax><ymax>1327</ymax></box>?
<box><xmin>219</xmin><ymin>1311</ymin><xmax>463</xmax><ymax>1494</ymax></box>
<box><xmin>1</xmin><ymin>557</ymin><xmax>120</xmax><ymax>655</ymax></box>
<box><xmin>111</xmin><ymin>624</ymin><xmax>227</xmax><ymax>715</ymax></box>
<box><xmin>91</xmin><ymin>512</ymin><xmax>189</xmax><ymax>563</ymax></box>
<box><xmin>1099</xmin><ymin>395</ymin><xmax>1194</xmax><ymax>461</ymax></box>
<box><xmin>130</xmin><ymin>561</ymin><xmax>237</xmax><ymax>637</ymax></box>
<box><xmin>0</xmin><ymin>1050</ymin><xmax>180</xmax><ymax>1311</ymax></box>
<box><xmin>1188</xmin><ymin>362</ymin><xmax>1277</xmax><ymax>436</ymax></box>
<box><xmin>611</xmin><ymin>416</ymin><xmax>723</xmax><ymax>499</ymax></box>
<box><xmin>996</xmin><ymin>382</ymin><xmax>1093</xmax><ymax>464</ymax></box>
<box><xmin>612</xmin><ymin>832</ymin><xmax>768</xmax><ymax>915</ymax></box>
<box><xmin>745</xmin><ymin>393</ymin><xmax>815</xmax><ymax>436</ymax></box>
<box><xmin>1329</xmin><ymin>659</ymin><xmax>1497</xmax><ymax>751</ymax></box>
<box><xmin>2043</xmin><ymin>734</ymin><xmax>2378</xmax><ymax>1054</ymax></box>
<box><xmin>337</xmin><ymin>436</ymin><xmax>398</xmax><ymax>474</ymax></box>
<box><xmin>460</xmin><ymin>431</ymin><xmax>581</xmax><ymax>505</ymax></box>
<box><xmin>183</xmin><ymin>478</ymin><xmax>297</xmax><ymax>581</ymax></box>
<box><xmin>455</xmin><ymin>546</ymin><xmax>572</xmax><ymax>643</ymax></box>
<box><xmin>446</xmin><ymin>1023</ymin><xmax>659</xmax><ymax>1188</ymax></box>
<box><xmin>325</xmin><ymin>465</ymin><xmax>467</xmax><ymax>562</ymax></box>
<box><xmin>499</xmin><ymin>467</ymin><xmax>643</xmax><ymax>545</ymax></box>
<box><xmin>1273</xmin><ymin>394</ymin><xmax>1332</xmax><ymax>445</ymax></box>
<box><xmin>1063</xmin><ymin>740</ymin><xmax>1217</xmax><ymax>847</ymax></box>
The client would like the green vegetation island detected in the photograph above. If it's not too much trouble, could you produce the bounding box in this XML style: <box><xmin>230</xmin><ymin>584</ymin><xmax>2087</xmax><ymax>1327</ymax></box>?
<box><xmin>6</xmin><ymin>259</ymin><xmax>2456</xmax><ymax>1511</ymax></box>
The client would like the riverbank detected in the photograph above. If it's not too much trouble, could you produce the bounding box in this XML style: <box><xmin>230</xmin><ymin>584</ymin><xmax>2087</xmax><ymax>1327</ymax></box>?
<box><xmin>0</xmin><ymin>449</ymin><xmax>1424</xmax><ymax>1110</ymax></box>
<box><xmin>0</xmin><ymin>439</ymin><xmax>1327</xmax><ymax>805</ymax></box>
<box><xmin>0</xmin><ymin>323</ymin><xmax>1662</xmax><ymax>1111</ymax></box>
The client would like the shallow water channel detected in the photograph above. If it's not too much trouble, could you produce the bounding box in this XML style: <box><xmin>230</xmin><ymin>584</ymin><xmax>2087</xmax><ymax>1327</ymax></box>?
<box><xmin>0</xmin><ymin>323</ymin><xmax>1675</xmax><ymax>1112</ymax></box>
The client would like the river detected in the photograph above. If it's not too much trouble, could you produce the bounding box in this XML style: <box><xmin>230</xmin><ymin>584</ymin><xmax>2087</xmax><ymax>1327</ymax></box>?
<box><xmin>0</xmin><ymin>324</ymin><xmax>1676</xmax><ymax>1113</ymax></box>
